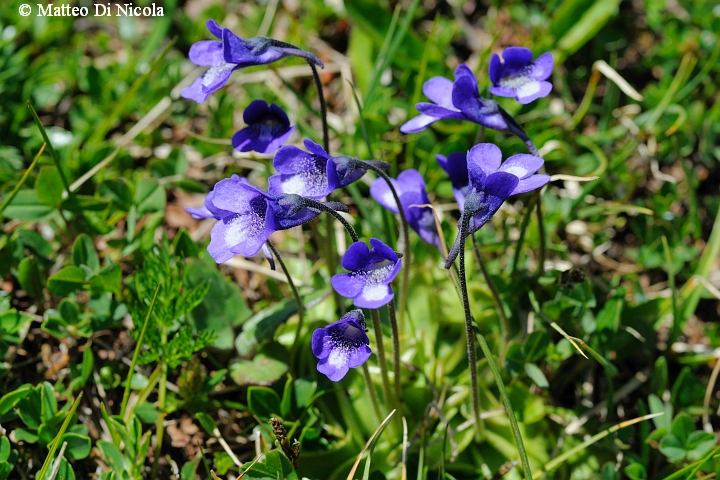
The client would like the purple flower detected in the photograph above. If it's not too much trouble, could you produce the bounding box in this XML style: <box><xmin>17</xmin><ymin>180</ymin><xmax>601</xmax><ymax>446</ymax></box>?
<box><xmin>331</xmin><ymin>239</ymin><xmax>402</xmax><ymax>309</ymax></box>
<box><xmin>489</xmin><ymin>47</ymin><xmax>553</xmax><ymax>104</ymax></box>
<box><xmin>181</xmin><ymin>20</ymin><xmax>323</xmax><ymax>104</ymax></box>
<box><xmin>312</xmin><ymin>310</ymin><xmax>371</xmax><ymax>382</ymax></box>
<box><xmin>222</xmin><ymin>31</ymin><xmax>323</xmax><ymax>69</ymax></box>
<box><xmin>436</xmin><ymin>152</ymin><xmax>469</xmax><ymax>211</ymax></box>
<box><xmin>185</xmin><ymin>175</ymin><xmax>247</xmax><ymax>220</ymax></box>
<box><xmin>370</xmin><ymin>170</ymin><xmax>442</xmax><ymax>250</ymax></box>
<box><xmin>232</xmin><ymin>100</ymin><xmax>295</xmax><ymax>154</ymax></box>
<box><xmin>205</xmin><ymin>178</ymin><xmax>320</xmax><ymax>263</ymax></box>
<box><xmin>268</xmin><ymin>139</ymin><xmax>369</xmax><ymax>199</ymax></box>
<box><xmin>445</xmin><ymin>143</ymin><xmax>550</xmax><ymax>266</ymax></box>
<box><xmin>401</xmin><ymin>64</ymin><xmax>518</xmax><ymax>136</ymax></box>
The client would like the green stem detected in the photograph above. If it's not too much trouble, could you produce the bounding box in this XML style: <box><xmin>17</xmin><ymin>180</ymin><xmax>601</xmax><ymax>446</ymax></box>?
<box><xmin>370</xmin><ymin>309</ymin><xmax>395</xmax><ymax>414</ymax></box>
<box><xmin>471</xmin><ymin>234</ymin><xmax>510</xmax><ymax>345</ymax></box>
<box><xmin>511</xmin><ymin>197</ymin><xmax>536</xmax><ymax>275</ymax></box>
<box><xmin>308</xmin><ymin>62</ymin><xmax>329</xmax><ymax>153</ymax></box>
<box><xmin>121</xmin><ymin>283</ymin><xmax>161</xmax><ymax>420</ymax></box>
<box><xmin>266</xmin><ymin>241</ymin><xmax>305</xmax><ymax>366</ymax></box>
<box><xmin>301</xmin><ymin>198</ymin><xmax>359</xmax><ymax>243</ymax></box>
<box><xmin>456</xmin><ymin>220</ymin><xmax>484</xmax><ymax>439</ymax></box>
<box><xmin>535</xmin><ymin>193</ymin><xmax>546</xmax><ymax>276</ymax></box>
<box><xmin>0</xmin><ymin>143</ymin><xmax>45</xmax><ymax>217</ymax></box>
<box><xmin>361</xmin><ymin>363</ymin><xmax>383</xmax><ymax>424</ymax></box>
<box><xmin>363</xmin><ymin>162</ymin><xmax>411</xmax><ymax>331</ymax></box>
<box><xmin>476</xmin><ymin>334</ymin><xmax>533</xmax><ymax>479</ymax></box>
<box><xmin>387</xmin><ymin>300</ymin><xmax>402</xmax><ymax>406</ymax></box>
<box><xmin>27</xmin><ymin>102</ymin><xmax>70</xmax><ymax>195</ymax></box>
<box><xmin>151</xmin><ymin>328</ymin><xmax>168</xmax><ymax>480</ymax></box>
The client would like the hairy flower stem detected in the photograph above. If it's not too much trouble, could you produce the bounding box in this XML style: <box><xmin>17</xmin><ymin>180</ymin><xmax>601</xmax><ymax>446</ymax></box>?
<box><xmin>266</xmin><ymin>241</ymin><xmax>305</xmax><ymax>365</ymax></box>
<box><xmin>308</xmin><ymin>62</ymin><xmax>329</xmax><ymax>153</ymax></box>
<box><xmin>456</xmin><ymin>218</ymin><xmax>484</xmax><ymax>439</ymax></box>
<box><xmin>362</xmin><ymin>162</ymin><xmax>411</xmax><ymax>331</ymax></box>
<box><xmin>476</xmin><ymin>333</ymin><xmax>533</xmax><ymax>480</ymax></box>
<box><xmin>151</xmin><ymin>328</ymin><xmax>168</xmax><ymax>480</ymax></box>
<box><xmin>300</xmin><ymin>198</ymin><xmax>359</xmax><ymax>243</ymax></box>
<box><xmin>361</xmin><ymin>363</ymin><xmax>384</xmax><ymax>424</ymax></box>
<box><xmin>498</xmin><ymin>105</ymin><xmax>539</xmax><ymax>156</ymax></box>
<box><xmin>387</xmin><ymin>301</ymin><xmax>402</xmax><ymax>405</ymax></box>
<box><xmin>471</xmin><ymin>234</ymin><xmax>510</xmax><ymax>346</ymax></box>
<box><xmin>535</xmin><ymin>193</ymin><xmax>546</xmax><ymax>276</ymax></box>
<box><xmin>370</xmin><ymin>308</ymin><xmax>399</xmax><ymax>431</ymax></box>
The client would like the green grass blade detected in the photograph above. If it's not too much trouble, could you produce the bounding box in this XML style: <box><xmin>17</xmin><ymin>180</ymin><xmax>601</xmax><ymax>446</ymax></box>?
<box><xmin>36</xmin><ymin>393</ymin><xmax>83</xmax><ymax>480</ymax></box>
<box><xmin>0</xmin><ymin>143</ymin><xmax>45</xmax><ymax>217</ymax></box>
<box><xmin>362</xmin><ymin>4</ymin><xmax>401</xmax><ymax>104</ymax></box>
<box><xmin>476</xmin><ymin>334</ymin><xmax>533</xmax><ymax>480</ymax></box>
<box><xmin>680</xmin><ymin>205</ymin><xmax>720</xmax><ymax>320</ymax></box>
<box><xmin>533</xmin><ymin>413</ymin><xmax>663</xmax><ymax>478</ymax></box>
<box><xmin>364</xmin><ymin>0</ymin><xmax>421</xmax><ymax>107</ymax></box>
<box><xmin>120</xmin><ymin>282</ymin><xmax>161</xmax><ymax>420</ymax></box>
<box><xmin>345</xmin><ymin>409</ymin><xmax>396</xmax><ymax>480</ymax></box>
<box><xmin>27</xmin><ymin>103</ymin><xmax>70</xmax><ymax>195</ymax></box>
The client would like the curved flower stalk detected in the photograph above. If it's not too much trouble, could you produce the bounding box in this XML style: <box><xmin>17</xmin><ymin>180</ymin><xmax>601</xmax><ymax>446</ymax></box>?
<box><xmin>268</xmin><ymin>139</ymin><xmax>388</xmax><ymax>199</ymax></box>
<box><xmin>370</xmin><ymin>170</ymin><xmax>442</xmax><ymax>251</ymax></box>
<box><xmin>444</xmin><ymin>143</ymin><xmax>550</xmax><ymax>267</ymax></box>
<box><xmin>181</xmin><ymin>19</ymin><xmax>323</xmax><ymax>104</ymax></box>
<box><xmin>489</xmin><ymin>47</ymin><xmax>554</xmax><ymax>104</ymax></box>
<box><xmin>312</xmin><ymin>310</ymin><xmax>371</xmax><ymax>382</ymax></box>
<box><xmin>331</xmin><ymin>239</ymin><xmax>401</xmax><ymax>309</ymax></box>
<box><xmin>232</xmin><ymin>100</ymin><xmax>295</xmax><ymax>154</ymax></box>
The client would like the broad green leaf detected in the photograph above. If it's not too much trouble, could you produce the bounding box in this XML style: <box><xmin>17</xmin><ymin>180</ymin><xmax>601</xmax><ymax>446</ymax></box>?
<box><xmin>624</xmin><ymin>462</ymin><xmax>646</xmax><ymax>480</ymax></box>
<box><xmin>186</xmin><ymin>259</ymin><xmax>250</xmax><ymax>350</ymax></box>
<box><xmin>196</xmin><ymin>412</ymin><xmax>218</xmax><ymax>436</ymax></box>
<box><xmin>17</xmin><ymin>256</ymin><xmax>44</xmax><ymax>299</ymax></box>
<box><xmin>135</xmin><ymin>179</ymin><xmax>166</xmax><ymax>214</ymax></box>
<box><xmin>240</xmin><ymin>449</ymin><xmax>297</xmax><ymax>480</ymax></box>
<box><xmin>47</xmin><ymin>266</ymin><xmax>87</xmax><ymax>296</ymax></box>
<box><xmin>247</xmin><ymin>387</ymin><xmax>282</xmax><ymax>420</ymax></box>
<box><xmin>659</xmin><ymin>434</ymin><xmax>685</xmax><ymax>463</ymax></box>
<box><xmin>3</xmin><ymin>189</ymin><xmax>54</xmax><ymax>220</ymax></box>
<box><xmin>12</xmin><ymin>428</ymin><xmax>38</xmax><ymax>443</ymax></box>
<box><xmin>72</xmin><ymin>234</ymin><xmax>100</xmax><ymax>272</ymax></box>
<box><xmin>0</xmin><ymin>384</ymin><xmax>32</xmax><ymax>415</ymax></box>
<box><xmin>133</xmin><ymin>403</ymin><xmax>159</xmax><ymax>424</ymax></box>
<box><xmin>523</xmin><ymin>330</ymin><xmax>551</xmax><ymax>363</ymax></box>
<box><xmin>524</xmin><ymin>363</ymin><xmax>550</xmax><ymax>389</ymax></box>
<box><xmin>685</xmin><ymin>431</ymin><xmax>717</xmax><ymax>461</ymax></box>
<box><xmin>35</xmin><ymin>166</ymin><xmax>64</xmax><ymax>207</ymax></box>
<box><xmin>61</xmin><ymin>195</ymin><xmax>110</xmax><ymax>212</ymax></box>
<box><xmin>62</xmin><ymin>432</ymin><xmax>91</xmax><ymax>460</ymax></box>
<box><xmin>670</xmin><ymin>414</ymin><xmax>694</xmax><ymax>444</ymax></box>
<box><xmin>229</xmin><ymin>343</ymin><xmax>289</xmax><ymax>387</ymax></box>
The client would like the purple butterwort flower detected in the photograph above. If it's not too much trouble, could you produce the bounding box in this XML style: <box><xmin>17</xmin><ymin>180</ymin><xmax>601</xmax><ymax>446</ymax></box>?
<box><xmin>489</xmin><ymin>47</ymin><xmax>553</xmax><ymax>104</ymax></box>
<box><xmin>268</xmin><ymin>139</ymin><xmax>369</xmax><ymax>199</ymax></box>
<box><xmin>331</xmin><ymin>238</ymin><xmax>402</xmax><ymax>309</ymax></box>
<box><xmin>401</xmin><ymin>64</ymin><xmax>515</xmax><ymax>135</ymax></box>
<box><xmin>370</xmin><ymin>170</ymin><xmax>442</xmax><ymax>250</ymax></box>
<box><xmin>312</xmin><ymin>310</ymin><xmax>371</xmax><ymax>382</ymax></box>
<box><xmin>436</xmin><ymin>152</ymin><xmax>469</xmax><ymax>211</ymax></box>
<box><xmin>206</xmin><ymin>178</ymin><xmax>320</xmax><ymax>263</ymax></box>
<box><xmin>185</xmin><ymin>175</ymin><xmax>248</xmax><ymax>220</ymax></box>
<box><xmin>445</xmin><ymin>143</ymin><xmax>549</xmax><ymax>266</ymax></box>
<box><xmin>232</xmin><ymin>100</ymin><xmax>295</xmax><ymax>154</ymax></box>
<box><xmin>181</xmin><ymin>20</ymin><xmax>323</xmax><ymax>104</ymax></box>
